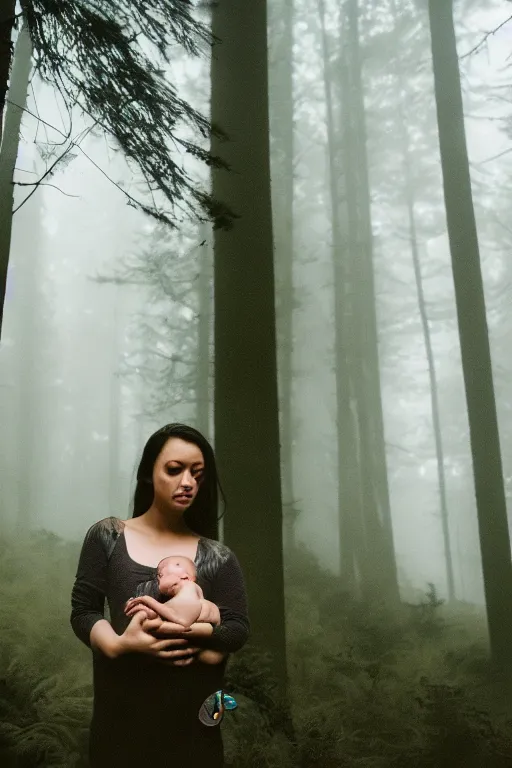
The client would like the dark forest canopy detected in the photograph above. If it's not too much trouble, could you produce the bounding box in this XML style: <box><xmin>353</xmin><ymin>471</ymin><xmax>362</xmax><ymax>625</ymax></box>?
<box><xmin>0</xmin><ymin>0</ymin><xmax>234</xmax><ymax>334</ymax></box>
<box><xmin>2</xmin><ymin>0</ymin><xmax>233</xmax><ymax>226</ymax></box>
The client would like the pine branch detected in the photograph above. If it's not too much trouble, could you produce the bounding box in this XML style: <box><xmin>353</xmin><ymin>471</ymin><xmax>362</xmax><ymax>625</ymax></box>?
<box><xmin>19</xmin><ymin>0</ymin><xmax>235</xmax><ymax>228</ymax></box>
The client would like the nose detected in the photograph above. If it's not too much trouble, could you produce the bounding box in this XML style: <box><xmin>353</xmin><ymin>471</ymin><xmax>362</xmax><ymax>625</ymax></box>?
<box><xmin>180</xmin><ymin>469</ymin><xmax>194</xmax><ymax>490</ymax></box>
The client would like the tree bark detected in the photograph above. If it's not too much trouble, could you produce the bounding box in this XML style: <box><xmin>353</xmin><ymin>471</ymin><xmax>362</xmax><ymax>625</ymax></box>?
<box><xmin>428</xmin><ymin>0</ymin><xmax>512</xmax><ymax>668</ymax></box>
<box><xmin>0</xmin><ymin>20</ymin><xmax>32</xmax><ymax>338</ymax></box>
<box><xmin>210</xmin><ymin>0</ymin><xmax>288</xmax><ymax>692</ymax></box>
<box><xmin>0</xmin><ymin>0</ymin><xmax>16</xmax><ymax>146</ymax></box>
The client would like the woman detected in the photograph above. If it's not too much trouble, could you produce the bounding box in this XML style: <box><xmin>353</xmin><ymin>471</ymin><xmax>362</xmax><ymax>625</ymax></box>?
<box><xmin>71</xmin><ymin>424</ymin><xmax>249</xmax><ymax>767</ymax></box>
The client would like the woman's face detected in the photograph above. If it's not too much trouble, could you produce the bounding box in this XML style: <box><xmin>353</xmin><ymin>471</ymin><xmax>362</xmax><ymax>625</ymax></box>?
<box><xmin>152</xmin><ymin>437</ymin><xmax>205</xmax><ymax>515</ymax></box>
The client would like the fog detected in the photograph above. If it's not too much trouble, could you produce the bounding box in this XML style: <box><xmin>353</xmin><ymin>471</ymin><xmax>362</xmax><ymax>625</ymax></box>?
<box><xmin>2</xmin><ymin>3</ymin><xmax>504</xmax><ymax>594</ymax></box>
<box><xmin>2</xmin><ymin>1</ymin><xmax>512</xmax><ymax>765</ymax></box>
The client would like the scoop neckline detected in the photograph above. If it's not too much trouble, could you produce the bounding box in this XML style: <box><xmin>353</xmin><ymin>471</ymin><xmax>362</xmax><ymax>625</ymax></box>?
<box><xmin>119</xmin><ymin>525</ymin><xmax>204</xmax><ymax>571</ymax></box>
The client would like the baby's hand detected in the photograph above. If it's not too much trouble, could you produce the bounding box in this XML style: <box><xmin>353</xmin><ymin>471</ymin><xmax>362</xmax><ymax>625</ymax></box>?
<box><xmin>124</xmin><ymin>597</ymin><xmax>158</xmax><ymax>620</ymax></box>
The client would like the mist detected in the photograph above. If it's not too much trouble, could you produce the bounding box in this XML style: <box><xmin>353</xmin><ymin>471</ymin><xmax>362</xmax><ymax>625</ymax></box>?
<box><xmin>2</xmin><ymin>0</ymin><xmax>512</xmax><ymax>765</ymax></box>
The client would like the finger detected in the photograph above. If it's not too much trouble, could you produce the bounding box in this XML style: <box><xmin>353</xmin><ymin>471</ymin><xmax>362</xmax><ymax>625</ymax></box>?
<box><xmin>159</xmin><ymin>657</ymin><xmax>195</xmax><ymax>666</ymax></box>
<box><xmin>154</xmin><ymin>638</ymin><xmax>188</xmax><ymax>648</ymax></box>
<box><xmin>152</xmin><ymin>638</ymin><xmax>188</xmax><ymax>651</ymax></box>
<box><xmin>143</xmin><ymin>618</ymin><xmax>163</xmax><ymax>631</ymax></box>
<box><xmin>154</xmin><ymin>622</ymin><xmax>191</xmax><ymax>635</ymax></box>
<box><xmin>157</xmin><ymin>647</ymin><xmax>198</xmax><ymax>659</ymax></box>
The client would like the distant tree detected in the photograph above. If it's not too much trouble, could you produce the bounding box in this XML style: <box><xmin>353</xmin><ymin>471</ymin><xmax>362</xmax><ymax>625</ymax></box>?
<box><xmin>269</xmin><ymin>0</ymin><xmax>298</xmax><ymax>551</ymax></box>
<box><xmin>0</xmin><ymin>0</ymin><xmax>234</xmax><ymax>336</ymax></box>
<box><xmin>318</xmin><ymin>0</ymin><xmax>365</xmax><ymax>596</ymax></box>
<box><xmin>385</xmin><ymin>0</ymin><xmax>455</xmax><ymax>601</ymax></box>
<box><xmin>428</xmin><ymin>0</ymin><xmax>512</xmax><ymax>671</ymax></box>
<box><xmin>317</xmin><ymin>0</ymin><xmax>400</xmax><ymax>602</ymax></box>
<box><xmin>95</xmin><ymin>222</ymin><xmax>212</xmax><ymax>432</ymax></box>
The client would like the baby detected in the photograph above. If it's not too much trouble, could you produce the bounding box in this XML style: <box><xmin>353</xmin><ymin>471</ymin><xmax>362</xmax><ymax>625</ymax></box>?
<box><xmin>124</xmin><ymin>555</ymin><xmax>224</xmax><ymax>665</ymax></box>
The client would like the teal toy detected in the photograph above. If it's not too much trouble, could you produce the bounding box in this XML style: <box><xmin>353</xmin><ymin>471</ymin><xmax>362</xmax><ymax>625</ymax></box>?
<box><xmin>198</xmin><ymin>690</ymin><xmax>238</xmax><ymax>726</ymax></box>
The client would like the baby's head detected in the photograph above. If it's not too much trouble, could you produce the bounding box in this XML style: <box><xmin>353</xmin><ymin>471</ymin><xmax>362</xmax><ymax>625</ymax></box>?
<box><xmin>157</xmin><ymin>555</ymin><xmax>197</xmax><ymax>596</ymax></box>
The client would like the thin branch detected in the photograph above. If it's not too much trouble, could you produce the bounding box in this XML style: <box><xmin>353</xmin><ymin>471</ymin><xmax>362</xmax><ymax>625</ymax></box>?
<box><xmin>460</xmin><ymin>15</ymin><xmax>512</xmax><ymax>60</ymax></box>
<box><xmin>14</xmin><ymin>180</ymin><xmax>79</xmax><ymax>197</ymax></box>
<box><xmin>12</xmin><ymin>141</ymin><xmax>74</xmax><ymax>213</ymax></box>
<box><xmin>474</xmin><ymin>146</ymin><xmax>512</xmax><ymax>165</ymax></box>
<box><xmin>10</xmin><ymin>102</ymin><xmax>169</xmax><ymax>216</ymax></box>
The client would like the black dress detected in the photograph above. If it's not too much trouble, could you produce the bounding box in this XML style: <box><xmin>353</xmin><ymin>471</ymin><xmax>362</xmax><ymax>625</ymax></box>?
<box><xmin>70</xmin><ymin>517</ymin><xmax>249</xmax><ymax>767</ymax></box>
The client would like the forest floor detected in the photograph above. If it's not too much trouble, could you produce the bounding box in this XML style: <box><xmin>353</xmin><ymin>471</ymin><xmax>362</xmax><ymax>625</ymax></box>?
<box><xmin>1</xmin><ymin>528</ymin><xmax>512</xmax><ymax>767</ymax></box>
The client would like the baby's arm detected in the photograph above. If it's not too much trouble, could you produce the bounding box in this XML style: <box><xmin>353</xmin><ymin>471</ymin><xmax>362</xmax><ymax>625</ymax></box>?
<box><xmin>197</xmin><ymin>599</ymin><xmax>221</xmax><ymax>625</ymax></box>
<box><xmin>125</xmin><ymin>596</ymin><xmax>193</xmax><ymax>627</ymax></box>
<box><xmin>191</xmin><ymin>584</ymin><xmax>221</xmax><ymax>626</ymax></box>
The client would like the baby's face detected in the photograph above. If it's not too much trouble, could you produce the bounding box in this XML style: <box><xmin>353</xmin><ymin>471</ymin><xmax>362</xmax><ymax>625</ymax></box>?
<box><xmin>157</xmin><ymin>558</ymin><xmax>196</xmax><ymax>595</ymax></box>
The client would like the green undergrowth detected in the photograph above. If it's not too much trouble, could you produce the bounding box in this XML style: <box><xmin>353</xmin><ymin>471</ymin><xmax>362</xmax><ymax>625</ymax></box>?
<box><xmin>0</xmin><ymin>528</ymin><xmax>511</xmax><ymax>767</ymax></box>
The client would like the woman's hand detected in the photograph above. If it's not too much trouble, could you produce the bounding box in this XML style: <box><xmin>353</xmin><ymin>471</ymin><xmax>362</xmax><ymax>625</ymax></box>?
<box><xmin>117</xmin><ymin>612</ymin><xmax>189</xmax><ymax>658</ymax></box>
<box><xmin>143</xmin><ymin>617</ymin><xmax>202</xmax><ymax>666</ymax></box>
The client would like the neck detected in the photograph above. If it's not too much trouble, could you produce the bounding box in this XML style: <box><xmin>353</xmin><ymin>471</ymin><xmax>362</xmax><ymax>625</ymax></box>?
<box><xmin>141</xmin><ymin>504</ymin><xmax>191</xmax><ymax>535</ymax></box>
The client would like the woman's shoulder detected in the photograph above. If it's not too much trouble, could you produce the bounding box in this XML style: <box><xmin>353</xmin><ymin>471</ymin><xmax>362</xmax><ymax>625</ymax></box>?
<box><xmin>87</xmin><ymin>516</ymin><xmax>125</xmax><ymax>536</ymax></box>
<box><xmin>199</xmin><ymin>537</ymin><xmax>232</xmax><ymax>559</ymax></box>
<box><xmin>82</xmin><ymin>517</ymin><xmax>125</xmax><ymax>558</ymax></box>
<box><xmin>196</xmin><ymin>537</ymin><xmax>234</xmax><ymax>580</ymax></box>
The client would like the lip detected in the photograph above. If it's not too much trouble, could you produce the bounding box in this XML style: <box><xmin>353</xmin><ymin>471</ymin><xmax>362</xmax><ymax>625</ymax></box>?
<box><xmin>173</xmin><ymin>495</ymin><xmax>192</xmax><ymax>503</ymax></box>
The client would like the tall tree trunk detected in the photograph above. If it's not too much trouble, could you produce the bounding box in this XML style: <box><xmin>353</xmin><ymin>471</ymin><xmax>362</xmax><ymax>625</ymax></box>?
<box><xmin>344</xmin><ymin>0</ymin><xmax>400</xmax><ymax>602</ymax></box>
<box><xmin>397</xmin><ymin>112</ymin><xmax>455</xmax><ymax>602</ymax></box>
<box><xmin>318</xmin><ymin>0</ymin><xmax>365</xmax><ymax>596</ymax></box>
<box><xmin>109</xmin><ymin>285</ymin><xmax>122</xmax><ymax>516</ymax></box>
<box><xmin>210</xmin><ymin>0</ymin><xmax>288</xmax><ymax>692</ymax></box>
<box><xmin>271</xmin><ymin>0</ymin><xmax>296</xmax><ymax>552</ymax></box>
<box><xmin>428</xmin><ymin>0</ymin><xmax>512</xmax><ymax>669</ymax></box>
<box><xmin>388</xmin><ymin>1</ymin><xmax>456</xmax><ymax>600</ymax></box>
<box><xmin>0</xmin><ymin>20</ymin><xmax>31</xmax><ymax>338</ymax></box>
<box><xmin>196</xmin><ymin>224</ymin><xmax>212</xmax><ymax>439</ymax></box>
<box><xmin>0</xmin><ymin>0</ymin><xmax>16</xmax><ymax>145</ymax></box>
<box><xmin>15</xmin><ymin>183</ymin><xmax>43</xmax><ymax>531</ymax></box>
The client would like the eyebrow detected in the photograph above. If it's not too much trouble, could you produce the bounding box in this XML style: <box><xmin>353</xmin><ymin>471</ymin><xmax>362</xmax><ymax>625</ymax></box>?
<box><xmin>166</xmin><ymin>460</ymin><xmax>204</xmax><ymax>467</ymax></box>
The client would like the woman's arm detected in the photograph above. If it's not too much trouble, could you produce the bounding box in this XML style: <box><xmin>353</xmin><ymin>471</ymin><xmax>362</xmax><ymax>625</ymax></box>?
<box><xmin>70</xmin><ymin>520</ymin><xmax>129</xmax><ymax>658</ymax></box>
<box><xmin>90</xmin><ymin>619</ymin><xmax>125</xmax><ymax>658</ymax></box>
<box><xmin>70</xmin><ymin>521</ymin><xmax>110</xmax><ymax>648</ymax></box>
<box><xmin>207</xmin><ymin>551</ymin><xmax>250</xmax><ymax>653</ymax></box>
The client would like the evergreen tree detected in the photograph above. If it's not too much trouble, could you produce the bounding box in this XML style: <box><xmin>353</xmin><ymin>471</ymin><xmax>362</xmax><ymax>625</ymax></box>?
<box><xmin>0</xmin><ymin>0</ymin><xmax>233</xmax><ymax>336</ymax></box>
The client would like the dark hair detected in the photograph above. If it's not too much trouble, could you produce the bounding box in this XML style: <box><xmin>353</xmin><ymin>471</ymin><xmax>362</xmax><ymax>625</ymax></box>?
<box><xmin>132</xmin><ymin>423</ymin><xmax>223</xmax><ymax>540</ymax></box>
